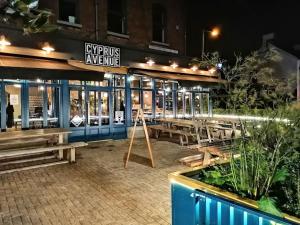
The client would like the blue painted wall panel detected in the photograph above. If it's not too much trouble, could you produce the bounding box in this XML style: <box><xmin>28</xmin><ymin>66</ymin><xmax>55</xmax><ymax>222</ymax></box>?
<box><xmin>171</xmin><ymin>183</ymin><xmax>298</xmax><ymax>225</ymax></box>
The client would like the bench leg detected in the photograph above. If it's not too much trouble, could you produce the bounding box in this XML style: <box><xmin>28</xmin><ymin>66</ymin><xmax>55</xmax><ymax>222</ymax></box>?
<box><xmin>69</xmin><ymin>148</ymin><xmax>76</xmax><ymax>163</ymax></box>
<box><xmin>58</xmin><ymin>149</ymin><xmax>64</xmax><ymax>160</ymax></box>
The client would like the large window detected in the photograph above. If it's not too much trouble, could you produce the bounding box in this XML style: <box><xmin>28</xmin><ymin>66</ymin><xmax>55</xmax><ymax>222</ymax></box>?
<box><xmin>152</xmin><ymin>3</ymin><xmax>167</xmax><ymax>43</ymax></box>
<box><xmin>113</xmin><ymin>89</ymin><xmax>125</xmax><ymax>124</ymax></box>
<box><xmin>29</xmin><ymin>86</ymin><xmax>44</xmax><ymax>129</ymax></box>
<box><xmin>59</xmin><ymin>0</ymin><xmax>80</xmax><ymax>24</ymax></box>
<box><xmin>108</xmin><ymin>0</ymin><xmax>127</xmax><ymax>34</ymax></box>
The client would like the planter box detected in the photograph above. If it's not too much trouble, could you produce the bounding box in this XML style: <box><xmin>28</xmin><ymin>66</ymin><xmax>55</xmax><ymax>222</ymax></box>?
<box><xmin>169</xmin><ymin>167</ymin><xmax>300</xmax><ymax>225</ymax></box>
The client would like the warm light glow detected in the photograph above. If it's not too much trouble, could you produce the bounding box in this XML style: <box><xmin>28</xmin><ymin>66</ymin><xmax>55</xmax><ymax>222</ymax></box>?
<box><xmin>0</xmin><ymin>35</ymin><xmax>11</xmax><ymax>48</ymax></box>
<box><xmin>211</xmin><ymin>27</ymin><xmax>220</xmax><ymax>37</ymax></box>
<box><xmin>38</xmin><ymin>86</ymin><xmax>45</xmax><ymax>91</ymax></box>
<box><xmin>36</xmin><ymin>78</ymin><xmax>42</xmax><ymax>83</ymax></box>
<box><xmin>104</xmin><ymin>72</ymin><xmax>112</xmax><ymax>78</ymax></box>
<box><xmin>209</xmin><ymin>68</ymin><xmax>216</xmax><ymax>74</ymax></box>
<box><xmin>42</xmin><ymin>42</ymin><xmax>55</xmax><ymax>53</ymax></box>
<box><xmin>170</xmin><ymin>62</ymin><xmax>178</xmax><ymax>69</ymax></box>
<box><xmin>191</xmin><ymin>66</ymin><xmax>198</xmax><ymax>71</ymax></box>
<box><xmin>146</xmin><ymin>59</ymin><xmax>155</xmax><ymax>66</ymax></box>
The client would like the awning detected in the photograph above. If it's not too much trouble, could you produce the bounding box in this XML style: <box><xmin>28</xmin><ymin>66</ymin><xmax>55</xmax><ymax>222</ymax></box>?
<box><xmin>68</xmin><ymin>60</ymin><xmax>128</xmax><ymax>75</ymax></box>
<box><xmin>0</xmin><ymin>55</ymin><xmax>104</xmax><ymax>81</ymax></box>
<box><xmin>129</xmin><ymin>69</ymin><xmax>226</xmax><ymax>85</ymax></box>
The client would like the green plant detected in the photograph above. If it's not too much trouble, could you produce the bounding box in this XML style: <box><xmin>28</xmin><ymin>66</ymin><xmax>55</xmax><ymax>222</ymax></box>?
<box><xmin>0</xmin><ymin>0</ymin><xmax>57</xmax><ymax>34</ymax></box>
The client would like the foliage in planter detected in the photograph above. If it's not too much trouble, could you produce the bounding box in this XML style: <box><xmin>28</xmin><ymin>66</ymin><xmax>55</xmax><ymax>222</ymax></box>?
<box><xmin>201</xmin><ymin>109</ymin><xmax>300</xmax><ymax>217</ymax></box>
<box><xmin>0</xmin><ymin>0</ymin><xmax>57</xmax><ymax>34</ymax></box>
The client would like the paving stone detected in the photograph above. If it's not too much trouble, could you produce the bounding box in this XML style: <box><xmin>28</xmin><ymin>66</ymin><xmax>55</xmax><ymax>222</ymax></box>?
<box><xmin>0</xmin><ymin>139</ymin><xmax>193</xmax><ymax>224</ymax></box>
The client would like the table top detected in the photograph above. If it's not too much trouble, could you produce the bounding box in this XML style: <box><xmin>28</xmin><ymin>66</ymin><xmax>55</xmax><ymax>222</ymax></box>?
<box><xmin>0</xmin><ymin>128</ymin><xmax>71</xmax><ymax>141</ymax></box>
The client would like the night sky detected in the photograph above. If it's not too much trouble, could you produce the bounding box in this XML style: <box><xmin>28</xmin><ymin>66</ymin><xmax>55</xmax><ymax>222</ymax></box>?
<box><xmin>187</xmin><ymin>0</ymin><xmax>300</xmax><ymax>59</ymax></box>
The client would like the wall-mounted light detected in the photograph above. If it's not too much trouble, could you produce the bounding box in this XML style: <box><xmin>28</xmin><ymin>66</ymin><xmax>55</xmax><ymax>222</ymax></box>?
<box><xmin>104</xmin><ymin>72</ymin><xmax>112</xmax><ymax>78</ymax></box>
<box><xmin>38</xmin><ymin>86</ymin><xmax>45</xmax><ymax>91</ymax></box>
<box><xmin>146</xmin><ymin>58</ymin><xmax>155</xmax><ymax>66</ymax></box>
<box><xmin>42</xmin><ymin>42</ymin><xmax>55</xmax><ymax>53</ymax></box>
<box><xmin>170</xmin><ymin>62</ymin><xmax>178</xmax><ymax>69</ymax></box>
<box><xmin>0</xmin><ymin>35</ymin><xmax>11</xmax><ymax>48</ymax></box>
<box><xmin>191</xmin><ymin>66</ymin><xmax>198</xmax><ymax>72</ymax></box>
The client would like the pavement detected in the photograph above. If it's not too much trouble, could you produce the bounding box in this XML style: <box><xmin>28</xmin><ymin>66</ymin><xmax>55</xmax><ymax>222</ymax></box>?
<box><xmin>0</xmin><ymin>139</ymin><xmax>194</xmax><ymax>225</ymax></box>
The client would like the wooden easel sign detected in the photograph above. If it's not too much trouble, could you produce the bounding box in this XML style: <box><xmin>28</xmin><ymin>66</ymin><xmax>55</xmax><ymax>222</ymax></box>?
<box><xmin>124</xmin><ymin>106</ymin><xmax>155</xmax><ymax>168</ymax></box>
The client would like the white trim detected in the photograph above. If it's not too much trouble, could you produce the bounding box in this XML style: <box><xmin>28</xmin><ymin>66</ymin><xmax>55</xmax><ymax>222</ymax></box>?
<box><xmin>151</xmin><ymin>41</ymin><xmax>170</xmax><ymax>47</ymax></box>
<box><xmin>148</xmin><ymin>44</ymin><xmax>178</xmax><ymax>54</ymax></box>
<box><xmin>57</xmin><ymin>20</ymin><xmax>83</xmax><ymax>28</ymax></box>
<box><xmin>107</xmin><ymin>31</ymin><xmax>130</xmax><ymax>39</ymax></box>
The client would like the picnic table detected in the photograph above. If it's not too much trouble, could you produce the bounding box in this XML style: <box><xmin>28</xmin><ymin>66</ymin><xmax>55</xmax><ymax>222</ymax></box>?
<box><xmin>0</xmin><ymin>128</ymin><xmax>70</xmax><ymax>144</ymax></box>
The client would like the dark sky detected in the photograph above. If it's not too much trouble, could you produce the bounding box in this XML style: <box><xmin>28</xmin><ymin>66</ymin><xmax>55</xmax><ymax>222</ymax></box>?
<box><xmin>187</xmin><ymin>0</ymin><xmax>300</xmax><ymax>59</ymax></box>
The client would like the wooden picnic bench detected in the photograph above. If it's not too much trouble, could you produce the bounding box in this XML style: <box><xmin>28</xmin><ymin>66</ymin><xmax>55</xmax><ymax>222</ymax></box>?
<box><xmin>0</xmin><ymin>128</ymin><xmax>88</xmax><ymax>174</ymax></box>
<box><xmin>148</xmin><ymin>125</ymin><xmax>193</xmax><ymax>146</ymax></box>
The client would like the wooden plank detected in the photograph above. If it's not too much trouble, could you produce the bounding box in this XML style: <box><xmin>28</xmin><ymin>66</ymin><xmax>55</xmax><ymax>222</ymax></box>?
<box><xmin>0</xmin><ymin>160</ymin><xmax>69</xmax><ymax>175</ymax></box>
<box><xmin>0</xmin><ymin>155</ymin><xmax>56</xmax><ymax>166</ymax></box>
<box><xmin>178</xmin><ymin>154</ymin><xmax>203</xmax><ymax>163</ymax></box>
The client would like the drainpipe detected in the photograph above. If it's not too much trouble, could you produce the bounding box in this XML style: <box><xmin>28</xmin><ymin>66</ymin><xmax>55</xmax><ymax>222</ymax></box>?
<box><xmin>297</xmin><ymin>59</ymin><xmax>300</xmax><ymax>101</ymax></box>
<box><xmin>95</xmin><ymin>0</ymin><xmax>99</xmax><ymax>41</ymax></box>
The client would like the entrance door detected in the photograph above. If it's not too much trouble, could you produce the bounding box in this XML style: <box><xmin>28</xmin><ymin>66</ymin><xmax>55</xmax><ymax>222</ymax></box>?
<box><xmin>86</xmin><ymin>90</ymin><xmax>110</xmax><ymax>140</ymax></box>
<box><xmin>5</xmin><ymin>84</ymin><xmax>22</xmax><ymax>130</ymax></box>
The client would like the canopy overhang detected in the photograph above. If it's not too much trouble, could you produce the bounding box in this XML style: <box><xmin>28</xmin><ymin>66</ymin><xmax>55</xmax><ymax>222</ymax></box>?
<box><xmin>0</xmin><ymin>55</ymin><xmax>104</xmax><ymax>81</ymax></box>
<box><xmin>129</xmin><ymin>69</ymin><xmax>226</xmax><ymax>85</ymax></box>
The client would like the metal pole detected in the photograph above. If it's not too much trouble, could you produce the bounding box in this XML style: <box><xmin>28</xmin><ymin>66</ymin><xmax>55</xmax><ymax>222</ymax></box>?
<box><xmin>201</xmin><ymin>30</ymin><xmax>205</xmax><ymax>60</ymax></box>
<box><xmin>297</xmin><ymin>59</ymin><xmax>300</xmax><ymax>101</ymax></box>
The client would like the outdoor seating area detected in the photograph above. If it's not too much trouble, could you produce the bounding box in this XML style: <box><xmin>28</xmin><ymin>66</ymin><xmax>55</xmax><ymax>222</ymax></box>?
<box><xmin>0</xmin><ymin>128</ymin><xmax>87</xmax><ymax>174</ymax></box>
<box><xmin>149</xmin><ymin>117</ymin><xmax>245</xmax><ymax>146</ymax></box>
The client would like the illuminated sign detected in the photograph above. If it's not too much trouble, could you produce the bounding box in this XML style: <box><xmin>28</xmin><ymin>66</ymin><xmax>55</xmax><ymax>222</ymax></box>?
<box><xmin>85</xmin><ymin>43</ymin><xmax>120</xmax><ymax>67</ymax></box>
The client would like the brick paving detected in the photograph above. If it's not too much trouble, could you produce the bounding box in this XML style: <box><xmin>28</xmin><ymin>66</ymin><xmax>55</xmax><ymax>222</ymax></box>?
<box><xmin>0</xmin><ymin>139</ymin><xmax>194</xmax><ymax>225</ymax></box>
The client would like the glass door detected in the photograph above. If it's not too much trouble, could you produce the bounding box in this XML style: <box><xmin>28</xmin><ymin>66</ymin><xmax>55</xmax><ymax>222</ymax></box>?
<box><xmin>5</xmin><ymin>84</ymin><xmax>22</xmax><ymax>130</ymax></box>
<box><xmin>86</xmin><ymin>89</ymin><xmax>110</xmax><ymax>139</ymax></box>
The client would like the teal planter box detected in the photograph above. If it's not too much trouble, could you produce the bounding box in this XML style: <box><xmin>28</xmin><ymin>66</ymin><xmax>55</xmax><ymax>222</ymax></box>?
<box><xmin>169</xmin><ymin>169</ymin><xmax>300</xmax><ymax>225</ymax></box>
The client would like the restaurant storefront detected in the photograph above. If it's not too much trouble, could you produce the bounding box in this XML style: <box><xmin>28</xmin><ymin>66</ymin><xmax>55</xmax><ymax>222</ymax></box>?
<box><xmin>0</xmin><ymin>34</ymin><xmax>223</xmax><ymax>141</ymax></box>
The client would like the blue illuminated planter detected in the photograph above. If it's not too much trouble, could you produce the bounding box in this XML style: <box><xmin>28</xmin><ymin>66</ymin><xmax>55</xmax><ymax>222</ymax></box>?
<box><xmin>169</xmin><ymin>168</ymin><xmax>300</xmax><ymax>225</ymax></box>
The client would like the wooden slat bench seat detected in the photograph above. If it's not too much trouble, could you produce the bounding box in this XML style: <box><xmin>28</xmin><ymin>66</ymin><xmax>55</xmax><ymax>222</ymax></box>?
<box><xmin>148</xmin><ymin>125</ymin><xmax>194</xmax><ymax>145</ymax></box>
<box><xmin>0</xmin><ymin>142</ymin><xmax>88</xmax><ymax>163</ymax></box>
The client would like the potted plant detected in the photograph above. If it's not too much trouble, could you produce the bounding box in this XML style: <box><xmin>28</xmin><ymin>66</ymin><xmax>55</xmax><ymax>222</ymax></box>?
<box><xmin>169</xmin><ymin>109</ymin><xmax>300</xmax><ymax>225</ymax></box>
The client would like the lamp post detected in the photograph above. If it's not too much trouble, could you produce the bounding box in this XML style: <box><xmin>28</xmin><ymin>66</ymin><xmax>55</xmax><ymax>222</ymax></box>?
<box><xmin>201</xmin><ymin>27</ymin><xmax>220</xmax><ymax>60</ymax></box>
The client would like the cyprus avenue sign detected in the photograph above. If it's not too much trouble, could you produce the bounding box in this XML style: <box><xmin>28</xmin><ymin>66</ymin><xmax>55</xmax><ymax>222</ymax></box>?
<box><xmin>85</xmin><ymin>43</ymin><xmax>120</xmax><ymax>67</ymax></box>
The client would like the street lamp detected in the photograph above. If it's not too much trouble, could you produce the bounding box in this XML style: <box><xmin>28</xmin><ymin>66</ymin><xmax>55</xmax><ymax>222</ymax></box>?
<box><xmin>202</xmin><ymin>27</ymin><xmax>220</xmax><ymax>59</ymax></box>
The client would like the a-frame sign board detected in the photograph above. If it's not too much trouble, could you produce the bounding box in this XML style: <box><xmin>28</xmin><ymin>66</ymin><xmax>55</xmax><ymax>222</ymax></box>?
<box><xmin>124</xmin><ymin>106</ymin><xmax>155</xmax><ymax>168</ymax></box>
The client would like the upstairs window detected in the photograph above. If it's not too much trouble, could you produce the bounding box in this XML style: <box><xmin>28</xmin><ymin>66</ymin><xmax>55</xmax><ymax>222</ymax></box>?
<box><xmin>108</xmin><ymin>0</ymin><xmax>127</xmax><ymax>34</ymax></box>
<box><xmin>152</xmin><ymin>4</ymin><xmax>167</xmax><ymax>43</ymax></box>
<box><xmin>59</xmin><ymin>0</ymin><xmax>80</xmax><ymax>24</ymax></box>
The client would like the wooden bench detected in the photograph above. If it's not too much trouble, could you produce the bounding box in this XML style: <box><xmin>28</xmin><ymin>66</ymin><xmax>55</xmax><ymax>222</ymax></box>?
<box><xmin>148</xmin><ymin>125</ymin><xmax>193</xmax><ymax>146</ymax></box>
<box><xmin>0</xmin><ymin>142</ymin><xmax>88</xmax><ymax>163</ymax></box>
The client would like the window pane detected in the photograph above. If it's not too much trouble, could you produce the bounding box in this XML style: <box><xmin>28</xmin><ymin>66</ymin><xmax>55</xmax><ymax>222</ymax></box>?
<box><xmin>185</xmin><ymin>92</ymin><xmax>192</xmax><ymax>118</ymax></box>
<box><xmin>143</xmin><ymin>90</ymin><xmax>152</xmax><ymax>120</ymax></box>
<box><xmin>155</xmin><ymin>80</ymin><xmax>164</xmax><ymax>89</ymax></box>
<box><xmin>108</xmin><ymin>0</ymin><xmax>127</xmax><ymax>34</ymax></box>
<box><xmin>155</xmin><ymin>90</ymin><xmax>164</xmax><ymax>118</ymax></box>
<box><xmin>195</xmin><ymin>93</ymin><xmax>202</xmax><ymax>116</ymax></box>
<box><xmin>69</xmin><ymin>80</ymin><xmax>84</xmax><ymax>85</ymax></box>
<box><xmin>202</xmin><ymin>93</ymin><xmax>209</xmax><ymax>114</ymax></box>
<box><xmin>88</xmin><ymin>91</ymin><xmax>99</xmax><ymax>127</ymax></box>
<box><xmin>142</xmin><ymin>77</ymin><xmax>152</xmax><ymax>89</ymax></box>
<box><xmin>165</xmin><ymin>81</ymin><xmax>173</xmax><ymax>91</ymax></box>
<box><xmin>113</xmin><ymin>75</ymin><xmax>125</xmax><ymax>87</ymax></box>
<box><xmin>29</xmin><ymin>86</ymin><xmax>44</xmax><ymax>129</ymax></box>
<box><xmin>101</xmin><ymin>92</ymin><xmax>110</xmax><ymax>125</ymax></box>
<box><xmin>59</xmin><ymin>0</ymin><xmax>79</xmax><ymax>23</ymax></box>
<box><xmin>47</xmin><ymin>86</ymin><xmax>60</xmax><ymax>128</ymax></box>
<box><xmin>70</xmin><ymin>89</ymin><xmax>85</xmax><ymax>127</ymax></box>
<box><xmin>113</xmin><ymin>89</ymin><xmax>125</xmax><ymax>124</ymax></box>
<box><xmin>130</xmin><ymin>76</ymin><xmax>141</xmax><ymax>88</ymax></box>
<box><xmin>6</xmin><ymin>84</ymin><xmax>22</xmax><ymax>130</ymax></box>
<box><xmin>131</xmin><ymin>90</ymin><xmax>140</xmax><ymax>122</ymax></box>
<box><xmin>177</xmin><ymin>92</ymin><xmax>183</xmax><ymax>118</ymax></box>
<box><xmin>165</xmin><ymin>90</ymin><xmax>173</xmax><ymax>117</ymax></box>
